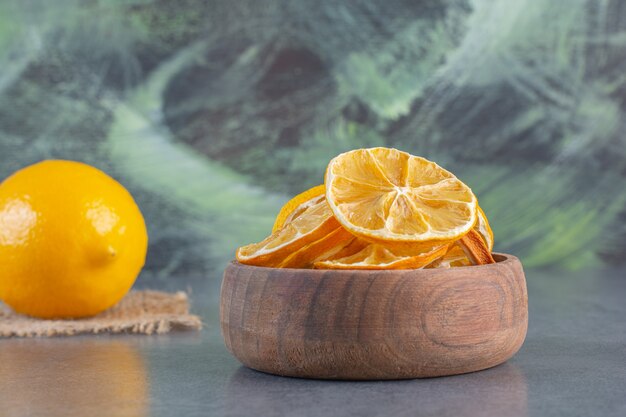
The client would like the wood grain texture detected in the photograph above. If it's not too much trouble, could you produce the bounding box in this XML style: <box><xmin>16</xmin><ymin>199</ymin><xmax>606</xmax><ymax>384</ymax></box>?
<box><xmin>220</xmin><ymin>253</ymin><xmax>527</xmax><ymax>380</ymax></box>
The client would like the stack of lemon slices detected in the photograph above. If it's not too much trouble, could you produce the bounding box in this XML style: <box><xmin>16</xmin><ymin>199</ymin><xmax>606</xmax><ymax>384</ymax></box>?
<box><xmin>237</xmin><ymin>148</ymin><xmax>495</xmax><ymax>270</ymax></box>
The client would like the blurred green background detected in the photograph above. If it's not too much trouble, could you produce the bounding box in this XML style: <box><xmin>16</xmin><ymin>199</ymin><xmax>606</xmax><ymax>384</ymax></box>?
<box><xmin>1</xmin><ymin>0</ymin><xmax>625</xmax><ymax>290</ymax></box>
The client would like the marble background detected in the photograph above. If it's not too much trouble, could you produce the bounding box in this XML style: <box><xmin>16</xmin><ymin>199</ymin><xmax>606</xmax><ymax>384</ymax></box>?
<box><xmin>1</xmin><ymin>0</ymin><xmax>625</xmax><ymax>290</ymax></box>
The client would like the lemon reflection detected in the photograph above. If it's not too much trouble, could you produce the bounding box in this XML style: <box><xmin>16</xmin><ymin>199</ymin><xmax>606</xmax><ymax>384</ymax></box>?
<box><xmin>0</xmin><ymin>339</ymin><xmax>148</xmax><ymax>417</ymax></box>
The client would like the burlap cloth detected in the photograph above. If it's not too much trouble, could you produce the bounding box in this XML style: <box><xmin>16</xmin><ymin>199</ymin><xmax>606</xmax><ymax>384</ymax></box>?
<box><xmin>0</xmin><ymin>290</ymin><xmax>202</xmax><ymax>338</ymax></box>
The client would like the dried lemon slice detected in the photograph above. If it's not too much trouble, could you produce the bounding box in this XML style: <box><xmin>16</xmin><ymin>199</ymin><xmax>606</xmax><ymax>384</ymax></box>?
<box><xmin>314</xmin><ymin>243</ymin><xmax>449</xmax><ymax>270</ymax></box>
<box><xmin>325</xmin><ymin>148</ymin><xmax>477</xmax><ymax>244</ymax></box>
<box><xmin>237</xmin><ymin>196</ymin><xmax>341</xmax><ymax>267</ymax></box>
<box><xmin>272</xmin><ymin>185</ymin><xmax>326</xmax><ymax>233</ymax></box>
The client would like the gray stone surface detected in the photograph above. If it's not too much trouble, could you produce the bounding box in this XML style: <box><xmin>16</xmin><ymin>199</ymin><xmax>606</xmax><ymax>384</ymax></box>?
<box><xmin>1</xmin><ymin>267</ymin><xmax>625</xmax><ymax>417</ymax></box>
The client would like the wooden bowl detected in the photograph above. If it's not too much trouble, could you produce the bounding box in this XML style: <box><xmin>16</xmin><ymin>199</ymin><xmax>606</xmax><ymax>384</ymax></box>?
<box><xmin>220</xmin><ymin>253</ymin><xmax>527</xmax><ymax>380</ymax></box>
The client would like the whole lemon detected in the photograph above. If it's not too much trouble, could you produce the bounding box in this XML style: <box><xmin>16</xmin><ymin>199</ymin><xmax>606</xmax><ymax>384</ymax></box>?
<box><xmin>0</xmin><ymin>160</ymin><xmax>148</xmax><ymax>318</ymax></box>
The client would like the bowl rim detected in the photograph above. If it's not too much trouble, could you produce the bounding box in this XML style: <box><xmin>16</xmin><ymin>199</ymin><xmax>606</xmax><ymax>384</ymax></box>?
<box><xmin>227</xmin><ymin>252</ymin><xmax>519</xmax><ymax>275</ymax></box>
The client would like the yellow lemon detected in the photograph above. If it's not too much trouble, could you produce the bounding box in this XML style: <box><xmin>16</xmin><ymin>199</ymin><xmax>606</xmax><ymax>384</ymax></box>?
<box><xmin>0</xmin><ymin>160</ymin><xmax>148</xmax><ymax>318</ymax></box>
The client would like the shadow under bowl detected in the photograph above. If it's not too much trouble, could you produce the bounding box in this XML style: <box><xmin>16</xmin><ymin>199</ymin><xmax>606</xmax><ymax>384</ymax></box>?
<box><xmin>220</xmin><ymin>253</ymin><xmax>527</xmax><ymax>380</ymax></box>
